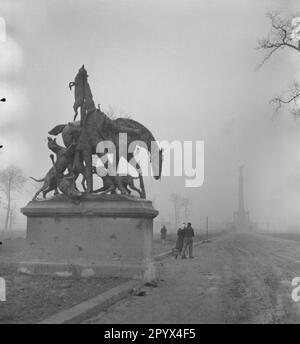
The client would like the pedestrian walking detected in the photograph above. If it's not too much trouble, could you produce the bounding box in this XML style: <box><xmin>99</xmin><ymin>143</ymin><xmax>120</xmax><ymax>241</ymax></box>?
<box><xmin>181</xmin><ymin>222</ymin><xmax>194</xmax><ymax>259</ymax></box>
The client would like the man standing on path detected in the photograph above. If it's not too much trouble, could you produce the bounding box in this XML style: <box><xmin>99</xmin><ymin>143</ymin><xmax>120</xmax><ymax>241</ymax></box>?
<box><xmin>181</xmin><ymin>222</ymin><xmax>194</xmax><ymax>259</ymax></box>
<box><xmin>174</xmin><ymin>223</ymin><xmax>185</xmax><ymax>259</ymax></box>
<box><xmin>160</xmin><ymin>225</ymin><xmax>167</xmax><ymax>245</ymax></box>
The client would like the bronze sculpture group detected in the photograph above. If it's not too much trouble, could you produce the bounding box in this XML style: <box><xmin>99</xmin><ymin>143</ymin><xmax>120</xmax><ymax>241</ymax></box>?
<box><xmin>31</xmin><ymin>65</ymin><xmax>163</xmax><ymax>201</ymax></box>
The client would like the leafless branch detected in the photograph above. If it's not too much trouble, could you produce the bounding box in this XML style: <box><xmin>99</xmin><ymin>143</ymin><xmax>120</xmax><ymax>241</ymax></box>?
<box><xmin>270</xmin><ymin>82</ymin><xmax>300</xmax><ymax>118</ymax></box>
<box><xmin>257</xmin><ymin>11</ymin><xmax>300</xmax><ymax>117</ymax></box>
<box><xmin>256</xmin><ymin>11</ymin><xmax>299</xmax><ymax>69</ymax></box>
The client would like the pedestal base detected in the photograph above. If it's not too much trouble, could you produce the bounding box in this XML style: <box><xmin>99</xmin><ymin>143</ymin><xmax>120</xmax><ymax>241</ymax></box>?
<box><xmin>21</xmin><ymin>194</ymin><xmax>158</xmax><ymax>281</ymax></box>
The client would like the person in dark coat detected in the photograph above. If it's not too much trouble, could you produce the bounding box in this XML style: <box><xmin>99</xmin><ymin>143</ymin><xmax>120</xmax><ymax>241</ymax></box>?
<box><xmin>174</xmin><ymin>223</ymin><xmax>186</xmax><ymax>259</ymax></box>
<box><xmin>160</xmin><ymin>225</ymin><xmax>167</xmax><ymax>245</ymax></box>
<box><xmin>181</xmin><ymin>222</ymin><xmax>195</xmax><ymax>259</ymax></box>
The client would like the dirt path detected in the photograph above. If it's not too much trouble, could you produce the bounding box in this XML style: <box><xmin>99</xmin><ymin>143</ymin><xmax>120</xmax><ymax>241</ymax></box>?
<box><xmin>85</xmin><ymin>232</ymin><xmax>300</xmax><ymax>324</ymax></box>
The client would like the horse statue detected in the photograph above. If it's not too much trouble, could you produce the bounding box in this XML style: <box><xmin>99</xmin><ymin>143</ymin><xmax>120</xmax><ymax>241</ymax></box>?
<box><xmin>49</xmin><ymin>66</ymin><xmax>163</xmax><ymax>198</ymax></box>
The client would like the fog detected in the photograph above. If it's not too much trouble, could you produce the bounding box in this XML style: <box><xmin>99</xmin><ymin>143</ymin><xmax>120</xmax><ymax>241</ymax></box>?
<box><xmin>0</xmin><ymin>0</ymin><xmax>300</xmax><ymax>230</ymax></box>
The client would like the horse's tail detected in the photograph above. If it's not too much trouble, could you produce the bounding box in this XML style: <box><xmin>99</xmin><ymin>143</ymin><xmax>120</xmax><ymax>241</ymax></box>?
<box><xmin>138</xmin><ymin>173</ymin><xmax>146</xmax><ymax>197</ymax></box>
<box><xmin>48</xmin><ymin>124</ymin><xmax>67</xmax><ymax>136</ymax></box>
<box><xmin>30</xmin><ymin>176</ymin><xmax>45</xmax><ymax>182</ymax></box>
<box><xmin>141</xmin><ymin>129</ymin><xmax>162</xmax><ymax>181</ymax></box>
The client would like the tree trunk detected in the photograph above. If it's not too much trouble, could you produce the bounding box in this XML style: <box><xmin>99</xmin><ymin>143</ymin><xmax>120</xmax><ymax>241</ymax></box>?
<box><xmin>8</xmin><ymin>210</ymin><xmax>14</xmax><ymax>231</ymax></box>
<box><xmin>4</xmin><ymin>205</ymin><xmax>10</xmax><ymax>231</ymax></box>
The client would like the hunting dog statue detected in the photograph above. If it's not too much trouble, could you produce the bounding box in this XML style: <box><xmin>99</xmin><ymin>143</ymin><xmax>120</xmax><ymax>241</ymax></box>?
<box><xmin>30</xmin><ymin>137</ymin><xmax>76</xmax><ymax>200</ymax></box>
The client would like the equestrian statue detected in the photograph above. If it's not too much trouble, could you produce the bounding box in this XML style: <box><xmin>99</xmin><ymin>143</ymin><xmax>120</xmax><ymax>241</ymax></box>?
<box><xmin>32</xmin><ymin>65</ymin><xmax>163</xmax><ymax>201</ymax></box>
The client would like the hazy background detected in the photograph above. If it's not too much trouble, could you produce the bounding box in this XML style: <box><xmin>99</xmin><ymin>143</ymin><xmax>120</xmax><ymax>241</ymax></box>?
<box><xmin>0</xmin><ymin>0</ymin><xmax>300</xmax><ymax>231</ymax></box>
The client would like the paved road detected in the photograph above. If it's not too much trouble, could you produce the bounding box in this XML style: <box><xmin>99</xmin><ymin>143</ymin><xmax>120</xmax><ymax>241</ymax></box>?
<box><xmin>85</xmin><ymin>232</ymin><xmax>300</xmax><ymax>324</ymax></box>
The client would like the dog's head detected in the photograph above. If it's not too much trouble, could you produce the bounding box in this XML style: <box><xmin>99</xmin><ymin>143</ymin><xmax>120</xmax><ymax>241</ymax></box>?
<box><xmin>47</xmin><ymin>136</ymin><xmax>59</xmax><ymax>150</ymax></box>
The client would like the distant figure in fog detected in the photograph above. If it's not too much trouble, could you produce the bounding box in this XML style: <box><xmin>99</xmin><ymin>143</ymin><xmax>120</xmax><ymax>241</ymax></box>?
<box><xmin>160</xmin><ymin>225</ymin><xmax>167</xmax><ymax>245</ymax></box>
<box><xmin>181</xmin><ymin>222</ymin><xmax>194</xmax><ymax>259</ymax></box>
<box><xmin>174</xmin><ymin>223</ymin><xmax>185</xmax><ymax>259</ymax></box>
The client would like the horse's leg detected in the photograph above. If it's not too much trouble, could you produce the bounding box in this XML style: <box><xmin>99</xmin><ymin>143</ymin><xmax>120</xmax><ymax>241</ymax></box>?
<box><xmin>72</xmin><ymin>149</ymin><xmax>81</xmax><ymax>172</ymax></box>
<box><xmin>112</xmin><ymin>152</ymin><xmax>127</xmax><ymax>195</ymax></box>
<box><xmin>138</xmin><ymin>175</ymin><xmax>146</xmax><ymax>199</ymax></box>
<box><xmin>70</xmin><ymin>171</ymin><xmax>80</xmax><ymax>191</ymax></box>
<box><xmin>66</xmin><ymin>164</ymin><xmax>76</xmax><ymax>184</ymax></box>
<box><xmin>72</xmin><ymin>151</ymin><xmax>85</xmax><ymax>192</ymax></box>
<box><xmin>128</xmin><ymin>157</ymin><xmax>146</xmax><ymax>198</ymax></box>
<box><xmin>82</xmin><ymin>147</ymin><xmax>93</xmax><ymax>192</ymax></box>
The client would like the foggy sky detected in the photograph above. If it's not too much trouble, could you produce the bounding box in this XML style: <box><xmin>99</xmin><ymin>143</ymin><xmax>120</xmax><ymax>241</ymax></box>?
<box><xmin>1</xmin><ymin>0</ymin><xmax>300</xmax><ymax>230</ymax></box>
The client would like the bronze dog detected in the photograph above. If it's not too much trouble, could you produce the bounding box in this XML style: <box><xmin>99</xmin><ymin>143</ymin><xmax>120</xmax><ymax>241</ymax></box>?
<box><xmin>92</xmin><ymin>166</ymin><xmax>142</xmax><ymax>197</ymax></box>
<box><xmin>30</xmin><ymin>137</ymin><xmax>76</xmax><ymax>200</ymax></box>
<box><xmin>49</xmin><ymin>154</ymin><xmax>82</xmax><ymax>201</ymax></box>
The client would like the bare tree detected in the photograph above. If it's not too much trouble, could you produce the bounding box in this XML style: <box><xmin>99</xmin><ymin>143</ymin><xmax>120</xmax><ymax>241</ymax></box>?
<box><xmin>257</xmin><ymin>11</ymin><xmax>300</xmax><ymax>117</ymax></box>
<box><xmin>8</xmin><ymin>205</ymin><xmax>17</xmax><ymax>231</ymax></box>
<box><xmin>0</xmin><ymin>166</ymin><xmax>26</xmax><ymax>231</ymax></box>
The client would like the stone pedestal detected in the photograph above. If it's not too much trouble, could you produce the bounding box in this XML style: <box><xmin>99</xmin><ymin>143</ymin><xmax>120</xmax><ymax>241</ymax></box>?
<box><xmin>20</xmin><ymin>194</ymin><xmax>158</xmax><ymax>281</ymax></box>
